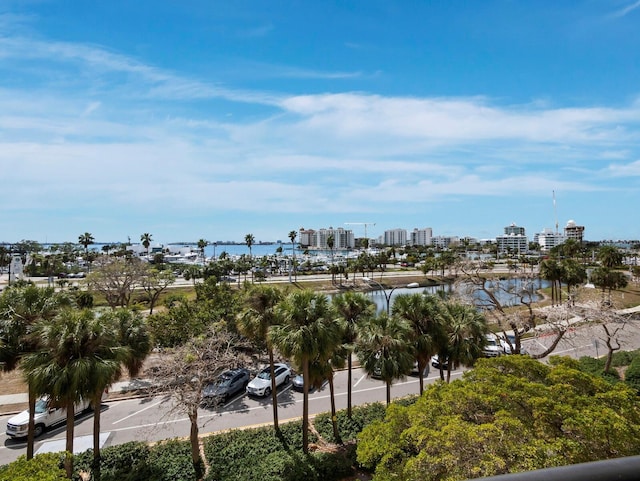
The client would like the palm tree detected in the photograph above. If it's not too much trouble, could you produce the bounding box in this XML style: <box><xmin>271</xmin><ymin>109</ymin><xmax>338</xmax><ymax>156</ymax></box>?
<box><xmin>101</xmin><ymin>308</ymin><xmax>152</xmax><ymax>378</ymax></box>
<box><xmin>22</xmin><ymin>309</ymin><xmax>125</xmax><ymax>478</ymax></box>
<box><xmin>357</xmin><ymin>312</ymin><xmax>414</xmax><ymax>405</ymax></box>
<box><xmin>332</xmin><ymin>292</ymin><xmax>375</xmax><ymax>417</ymax></box>
<box><xmin>539</xmin><ymin>258</ymin><xmax>564</xmax><ymax>306</ymax></box>
<box><xmin>140</xmin><ymin>233</ymin><xmax>152</xmax><ymax>257</ymax></box>
<box><xmin>598</xmin><ymin>245</ymin><xmax>623</xmax><ymax>269</ymax></box>
<box><xmin>0</xmin><ymin>285</ymin><xmax>71</xmax><ymax>460</ymax></box>
<box><xmin>197</xmin><ymin>239</ymin><xmax>208</xmax><ymax>265</ymax></box>
<box><xmin>288</xmin><ymin>230</ymin><xmax>297</xmax><ymax>283</ymax></box>
<box><xmin>437</xmin><ymin>301</ymin><xmax>487</xmax><ymax>382</ymax></box>
<box><xmin>392</xmin><ymin>293</ymin><xmax>443</xmax><ymax>394</ymax></box>
<box><xmin>245</xmin><ymin>234</ymin><xmax>255</xmax><ymax>282</ymax></box>
<box><xmin>78</xmin><ymin>232</ymin><xmax>95</xmax><ymax>257</ymax></box>
<box><xmin>236</xmin><ymin>285</ymin><xmax>285</xmax><ymax>430</ymax></box>
<box><xmin>327</xmin><ymin>234</ymin><xmax>335</xmax><ymax>284</ymax></box>
<box><xmin>270</xmin><ymin>290</ymin><xmax>338</xmax><ymax>453</ymax></box>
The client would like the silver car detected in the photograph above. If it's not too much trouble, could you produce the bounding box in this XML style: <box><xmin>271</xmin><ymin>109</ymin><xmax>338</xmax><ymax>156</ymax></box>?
<box><xmin>246</xmin><ymin>363</ymin><xmax>291</xmax><ymax>397</ymax></box>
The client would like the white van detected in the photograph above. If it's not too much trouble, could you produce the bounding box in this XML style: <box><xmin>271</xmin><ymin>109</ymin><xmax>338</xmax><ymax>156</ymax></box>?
<box><xmin>6</xmin><ymin>397</ymin><xmax>93</xmax><ymax>438</ymax></box>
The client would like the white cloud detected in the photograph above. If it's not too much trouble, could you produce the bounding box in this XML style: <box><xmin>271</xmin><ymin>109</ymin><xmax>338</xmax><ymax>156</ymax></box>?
<box><xmin>610</xmin><ymin>0</ymin><xmax>640</xmax><ymax>18</ymax></box>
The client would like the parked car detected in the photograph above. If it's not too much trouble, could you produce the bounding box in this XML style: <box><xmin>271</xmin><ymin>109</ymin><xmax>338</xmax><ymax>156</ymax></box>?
<box><xmin>483</xmin><ymin>334</ymin><xmax>505</xmax><ymax>357</ymax></box>
<box><xmin>498</xmin><ymin>334</ymin><xmax>528</xmax><ymax>355</ymax></box>
<box><xmin>431</xmin><ymin>355</ymin><xmax>449</xmax><ymax>370</ymax></box>
<box><xmin>246</xmin><ymin>363</ymin><xmax>291</xmax><ymax>397</ymax></box>
<box><xmin>6</xmin><ymin>397</ymin><xmax>93</xmax><ymax>439</ymax></box>
<box><xmin>292</xmin><ymin>374</ymin><xmax>305</xmax><ymax>392</ymax></box>
<box><xmin>202</xmin><ymin>368</ymin><xmax>250</xmax><ymax>406</ymax></box>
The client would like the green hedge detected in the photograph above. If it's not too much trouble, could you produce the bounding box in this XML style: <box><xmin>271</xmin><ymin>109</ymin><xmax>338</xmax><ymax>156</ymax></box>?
<box><xmin>71</xmin><ymin>439</ymin><xmax>194</xmax><ymax>481</ymax></box>
<box><xmin>0</xmin><ymin>453</ymin><xmax>67</xmax><ymax>481</ymax></box>
<box><xmin>625</xmin><ymin>357</ymin><xmax>640</xmax><ymax>394</ymax></box>
<box><xmin>313</xmin><ymin>402</ymin><xmax>387</xmax><ymax>443</ymax></box>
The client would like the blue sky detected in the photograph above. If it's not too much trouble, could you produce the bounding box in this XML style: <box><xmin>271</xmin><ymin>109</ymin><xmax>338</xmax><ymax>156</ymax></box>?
<box><xmin>1</xmin><ymin>1</ymin><xmax>639</xmax><ymax>245</ymax></box>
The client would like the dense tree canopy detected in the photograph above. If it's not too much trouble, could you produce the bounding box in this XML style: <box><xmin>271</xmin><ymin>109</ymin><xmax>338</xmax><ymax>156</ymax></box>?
<box><xmin>357</xmin><ymin>355</ymin><xmax>640</xmax><ymax>481</ymax></box>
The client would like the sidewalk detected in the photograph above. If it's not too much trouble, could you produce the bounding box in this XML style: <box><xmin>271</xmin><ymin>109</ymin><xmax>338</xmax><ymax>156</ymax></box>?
<box><xmin>0</xmin><ymin>378</ymin><xmax>155</xmax><ymax>415</ymax></box>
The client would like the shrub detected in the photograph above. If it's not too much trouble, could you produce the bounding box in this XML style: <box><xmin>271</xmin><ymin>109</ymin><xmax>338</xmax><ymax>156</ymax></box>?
<box><xmin>72</xmin><ymin>441</ymin><xmax>155</xmax><ymax>481</ymax></box>
<box><xmin>147</xmin><ymin>439</ymin><xmax>196</xmax><ymax>481</ymax></box>
<box><xmin>0</xmin><ymin>453</ymin><xmax>67</xmax><ymax>481</ymax></box>
<box><xmin>625</xmin><ymin>357</ymin><xmax>640</xmax><ymax>394</ymax></box>
<box><xmin>314</xmin><ymin>402</ymin><xmax>387</xmax><ymax>442</ymax></box>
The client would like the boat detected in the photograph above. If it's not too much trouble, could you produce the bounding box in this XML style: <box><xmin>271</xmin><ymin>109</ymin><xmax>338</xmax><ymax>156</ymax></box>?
<box><xmin>407</xmin><ymin>282</ymin><xmax>420</xmax><ymax>288</ymax></box>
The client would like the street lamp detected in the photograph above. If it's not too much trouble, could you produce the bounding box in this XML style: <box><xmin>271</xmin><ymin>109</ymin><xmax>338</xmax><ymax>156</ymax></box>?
<box><xmin>363</xmin><ymin>276</ymin><xmax>403</xmax><ymax>314</ymax></box>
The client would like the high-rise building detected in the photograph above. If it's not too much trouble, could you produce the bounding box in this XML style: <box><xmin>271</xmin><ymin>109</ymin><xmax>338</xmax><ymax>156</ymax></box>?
<box><xmin>410</xmin><ymin>227</ymin><xmax>433</xmax><ymax>246</ymax></box>
<box><xmin>564</xmin><ymin>220</ymin><xmax>585</xmax><ymax>243</ymax></box>
<box><xmin>384</xmin><ymin>228</ymin><xmax>408</xmax><ymax>246</ymax></box>
<box><xmin>496</xmin><ymin>223</ymin><xmax>528</xmax><ymax>253</ymax></box>
<box><xmin>534</xmin><ymin>228</ymin><xmax>566</xmax><ymax>252</ymax></box>
<box><xmin>299</xmin><ymin>227</ymin><xmax>355</xmax><ymax>249</ymax></box>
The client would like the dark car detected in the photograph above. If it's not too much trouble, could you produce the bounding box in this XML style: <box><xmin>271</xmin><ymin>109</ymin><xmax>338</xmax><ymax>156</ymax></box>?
<box><xmin>202</xmin><ymin>368</ymin><xmax>250</xmax><ymax>406</ymax></box>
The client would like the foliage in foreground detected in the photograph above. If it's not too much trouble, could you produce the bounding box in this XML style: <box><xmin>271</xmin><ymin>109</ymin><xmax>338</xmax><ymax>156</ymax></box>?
<box><xmin>72</xmin><ymin>439</ymin><xmax>195</xmax><ymax>481</ymax></box>
<box><xmin>0</xmin><ymin>453</ymin><xmax>67</xmax><ymax>481</ymax></box>
<box><xmin>356</xmin><ymin>355</ymin><xmax>640</xmax><ymax>481</ymax></box>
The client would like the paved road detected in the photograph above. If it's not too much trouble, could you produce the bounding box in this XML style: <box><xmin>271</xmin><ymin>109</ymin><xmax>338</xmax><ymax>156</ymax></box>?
<box><xmin>6</xmin><ymin>320</ymin><xmax>640</xmax><ymax>467</ymax></box>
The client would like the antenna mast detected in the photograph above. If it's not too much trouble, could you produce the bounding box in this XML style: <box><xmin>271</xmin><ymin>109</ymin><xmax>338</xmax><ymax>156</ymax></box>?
<box><xmin>553</xmin><ymin>190</ymin><xmax>558</xmax><ymax>234</ymax></box>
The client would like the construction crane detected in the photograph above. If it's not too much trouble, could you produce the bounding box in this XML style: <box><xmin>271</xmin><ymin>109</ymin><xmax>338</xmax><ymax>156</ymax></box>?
<box><xmin>344</xmin><ymin>222</ymin><xmax>376</xmax><ymax>249</ymax></box>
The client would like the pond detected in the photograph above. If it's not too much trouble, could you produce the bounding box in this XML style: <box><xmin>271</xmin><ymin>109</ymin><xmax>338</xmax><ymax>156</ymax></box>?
<box><xmin>356</xmin><ymin>278</ymin><xmax>550</xmax><ymax>314</ymax></box>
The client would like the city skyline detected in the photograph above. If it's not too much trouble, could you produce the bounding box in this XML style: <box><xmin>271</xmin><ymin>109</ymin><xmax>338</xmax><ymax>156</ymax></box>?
<box><xmin>1</xmin><ymin>2</ymin><xmax>639</xmax><ymax>243</ymax></box>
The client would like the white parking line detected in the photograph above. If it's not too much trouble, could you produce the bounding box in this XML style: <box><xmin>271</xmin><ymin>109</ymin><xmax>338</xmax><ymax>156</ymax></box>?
<box><xmin>112</xmin><ymin>400</ymin><xmax>163</xmax><ymax>425</ymax></box>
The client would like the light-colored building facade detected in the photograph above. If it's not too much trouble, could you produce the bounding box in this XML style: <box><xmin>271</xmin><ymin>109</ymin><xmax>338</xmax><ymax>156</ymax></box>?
<box><xmin>431</xmin><ymin>236</ymin><xmax>459</xmax><ymax>249</ymax></box>
<box><xmin>534</xmin><ymin>228</ymin><xmax>566</xmax><ymax>252</ymax></box>
<box><xmin>410</xmin><ymin>227</ymin><xmax>433</xmax><ymax>246</ymax></box>
<box><xmin>299</xmin><ymin>227</ymin><xmax>355</xmax><ymax>249</ymax></box>
<box><xmin>496</xmin><ymin>223</ymin><xmax>528</xmax><ymax>254</ymax></box>
<box><xmin>384</xmin><ymin>228</ymin><xmax>408</xmax><ymax>246</ymax></box>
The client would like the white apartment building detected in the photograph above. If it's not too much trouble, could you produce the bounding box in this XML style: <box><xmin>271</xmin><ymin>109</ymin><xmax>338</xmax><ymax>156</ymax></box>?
<box><xmin>410</xmin><ymin>227</ymin><xmax>433</xmax><ymax>246</ymax></box>
<box><xmin>431</xmin><ymin>236</ymin><xmax>459</xmax><ymax>249</ymax></box>
<box><xmin>534</xmin><ymin>228</ymin><xmax>566</xmax><ymax>252</ymax></box>
<box><xmin>496</xmin><ymin>223</ymin><xmax>528</xmax><ymax>254</ymax></box>
<box><xmin>384</xmin><ymin>228</ymin><xmax>408</xmax><ymax>246</ymax></box>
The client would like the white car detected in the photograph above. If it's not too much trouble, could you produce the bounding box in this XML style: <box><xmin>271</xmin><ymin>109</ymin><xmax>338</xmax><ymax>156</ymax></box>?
<box><xmin>246</xmin><ymin>363</ymin><xmax>291</xmax><ymax>397</ymax></box>
<box><xmin>6</xmin><ymin>397</ymin><xmax>92</xmax><ymax>438</ymax></box>
<box><xmin>482</xmin><ymin>334</ymin><xmax>505</xmax><ymax>357</ymax></box>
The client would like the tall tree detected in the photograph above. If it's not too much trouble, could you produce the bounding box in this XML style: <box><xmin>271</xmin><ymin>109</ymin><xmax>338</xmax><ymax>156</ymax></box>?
<box><xmin>270</xmin><ymin>290</ymin><xmax>338</xmax><ymax>453</ymax></box>
<box><xmin>332</xmin><ymin>291</ymin><xmax>375</xmax><ymax>417</ymax></box>
<box><xmin>288</xmin><ymin>230</ymin><xmax>297</xmax><ymax>283</ymax></box>
<box><xmin>245</xmin><ymin>234</ymin><xmax>255</xmax><ymax>283</ymax></box>
<box><xmin>236</xmin><ymin>284</ymin><xmax>285</xmax><ymax>430</ymax></box>
<box><xmin>148</xmin><ymin>328</ymin><xmax>244</xmax><ymax>480</ymax></box>
<box><xmin>140</xmin><ymin>233</ymin><xmax>152</xmax><ymax>258</ymax></box>
<box><xmin>22</xmin><ymin>309</ymin><xmax>122</xmax><ymax>478</ymax></box>
<box><xmin>540</xmin><ymin>258</ymin><xmax>564</xmax><ymax>306</ymax></box>
<box><xmin>392</xmin><ymin>293</ymin><xmax>444</xmax><ymax>394</ymax></box>
<box><xmin>598</xmin><ymin>245</ymin><xmax>623</xmax><ymax>269</ymax></box>
<box><xmin>0</xmin><ymin>284</ymin><xmax>71</xmax><ymax>460</ymax></box>
<box><xmin>78</xmin><ymin>232</ymin><xmax>95</xmax><ymax>257</ymax></box>
<box><xmin>437</xmin><ymin>301</ymin><xmax>488</xmax><ymax>382</ymax></box>
<box><xmin>327</xmin><ymin>234</ymin><xmax>335</xmax><ymax>284</ymax></box>
<box><xmin>197</xmin><ymin>239</ymin><xmax>208</xmax><ymax>264</ymax></box>
<box><xmin>357</xmin><ymin>312</ymin><xmax>414</xmax><ymax>405</ymax></box>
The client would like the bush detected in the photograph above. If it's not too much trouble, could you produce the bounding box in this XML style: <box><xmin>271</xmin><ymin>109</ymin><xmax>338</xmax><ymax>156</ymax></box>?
<box><xmin>0</xmin><ymin>453</ymin><xmax>67</xmax><ymax>481</ymax></box>
<box><xmin>625</xmin><ymin>357</ymin><xmax>640</xmax><ymax>394</ymax></box>
<box><xmin>147</xmin><ymin>439</ymin><xmax>196</xmax><ymax>481</ymax></box>
<box><xmin>314</xmin><ymin>403</ymin><xmax>387</xmax><ymax>443</ymax></box>
<box><xmin>71</xmin><ymin>439</ymin><xmax>193</xmax><ymax>481</ymax></box>
<box><xmin>72</xmin><ymin>441</ymin><xmax>155</xmax><ymax>481</ymax></box>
